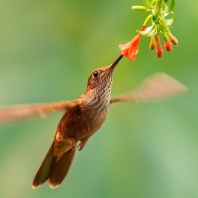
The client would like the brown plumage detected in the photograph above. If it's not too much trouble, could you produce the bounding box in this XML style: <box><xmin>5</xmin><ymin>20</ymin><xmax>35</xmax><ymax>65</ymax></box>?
<box><xmin>0</xmin><ymin>55</ymin><xmax>187</xmax><ymax>189</ymax></box>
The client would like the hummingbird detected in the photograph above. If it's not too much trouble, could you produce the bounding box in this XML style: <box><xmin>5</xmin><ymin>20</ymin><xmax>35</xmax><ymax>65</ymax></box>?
<box><xmin>0</xmin><ymin>55</ymin><xmax>186</xmax><ymax>189</ymax></box>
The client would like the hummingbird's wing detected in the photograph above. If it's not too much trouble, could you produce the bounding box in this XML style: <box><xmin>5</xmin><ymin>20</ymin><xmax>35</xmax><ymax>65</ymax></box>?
<box><xmin>110</xmin><ymin>73</ymin><xmax>187</xmax><ymax>104</ymax></box>
<box><xmin>0</xmin><ymin>100</ymin><xmax>80</xmax><ymax>124</ymax></box>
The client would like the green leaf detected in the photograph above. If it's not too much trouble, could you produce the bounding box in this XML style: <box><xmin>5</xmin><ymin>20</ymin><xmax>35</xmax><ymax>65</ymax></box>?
<box><xmin>168</xmin><ymin>0</ymin><xmax>175</xmax><ymax>12</ymax></box>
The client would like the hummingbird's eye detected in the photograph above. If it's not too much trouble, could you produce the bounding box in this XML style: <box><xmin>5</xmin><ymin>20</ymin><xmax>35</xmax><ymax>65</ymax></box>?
<box><xmin>93</xmin><ymin>71</ymin><xmax>99</xmax><ymax>78</ymax></box>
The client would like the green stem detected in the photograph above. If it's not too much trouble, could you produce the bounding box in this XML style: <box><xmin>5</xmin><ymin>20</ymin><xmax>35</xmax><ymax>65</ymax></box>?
<box><xmin>153</xmin><ymin>0</ymin><xmax>163</xmax><ymax>17</ymax></box>
<box><xmin>143</xmin><ymin>0</ymin><xmax>153</xmax><ymax>9</ymax></box>
<box><xmin>143</xmin><ymin>14</ymin><xmax>152</xmax><ymax>26</ymax></box>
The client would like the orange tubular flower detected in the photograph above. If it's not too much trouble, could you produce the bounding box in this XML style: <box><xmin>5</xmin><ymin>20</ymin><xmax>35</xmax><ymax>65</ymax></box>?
<box><xmin>119</xmin><ymin>34</ymin><xmax>141</xmax><ymax>61</ymax></box>
<box><xmin>119</xmin><ymin>25</ymin><xmax>146</xmax><ymax>61</ymax></box>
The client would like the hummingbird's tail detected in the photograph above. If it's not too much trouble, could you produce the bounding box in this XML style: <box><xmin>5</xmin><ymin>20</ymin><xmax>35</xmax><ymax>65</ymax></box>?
<box><xmin>48</xmin><ymin>148</ymin><xmax>76</xmax><ymax>189</ymax></box>
<box><xmin>32</xmin><ymin>141</ymin><xmax>76</xmax><ymax>189</ymax></box>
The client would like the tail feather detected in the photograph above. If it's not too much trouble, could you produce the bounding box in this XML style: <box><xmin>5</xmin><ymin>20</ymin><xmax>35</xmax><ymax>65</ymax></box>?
<box><xmin>48</xmin><ymin>149</ymin><xmax>76</xmax><ymax>189</ymax></box>
<box><xmin>32</xmin><ymin>141</ymin><xmax>57</xmax><ymax>189</ymax></box>
<box><xmin>32</xmin><ymin>141</ymin><xmax>76</xmax><ymax>189</ymax></box>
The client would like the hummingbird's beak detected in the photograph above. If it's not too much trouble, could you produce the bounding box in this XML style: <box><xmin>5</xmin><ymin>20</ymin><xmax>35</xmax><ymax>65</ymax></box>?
<box><xmin>110</xmin><ymin>55</ymin><xmax>123</xmax><ymax>70</ymax></box>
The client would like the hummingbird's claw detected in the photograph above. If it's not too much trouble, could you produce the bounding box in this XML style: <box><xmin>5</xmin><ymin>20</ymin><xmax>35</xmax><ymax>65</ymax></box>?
<box><xmin>78</xmin><ymin>138</ymin><xmax>89</xmax><ymax>151</ymax></box>
<box><xmin>78</xmin><ymin>143</ymin><xmax>84</xmax><ymax>151</ymax></box>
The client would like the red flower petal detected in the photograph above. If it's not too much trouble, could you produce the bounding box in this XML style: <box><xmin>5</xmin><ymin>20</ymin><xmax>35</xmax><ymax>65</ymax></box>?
<box><xmin>118</xmin><ymin>42</ymin><xmax>131</xmax><ymax>57</ymax></box>
<box><xmin>128</xmin><ymin>45</ymin><xmax>138</xmax><ymax>59</ymax></box>
<box><xmin>131</xmin><ymin>34</ymin><xmax>141</xmax><ymax>47</ymax></box>
<box><xmin>130</xmin><ymin>55</ymin><xmax>136</xmax><ymax>61</ymax></box>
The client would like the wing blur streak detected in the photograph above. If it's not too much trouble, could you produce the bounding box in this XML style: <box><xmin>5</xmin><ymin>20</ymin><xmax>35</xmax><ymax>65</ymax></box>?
<box><xmin>0</xmin><ymin>73</ymin><xmax>187</xmax><ymax>124</ymax></box>
<box><xmin>0</xmin><ymin>100</ymin><xmax>79</xmax><ymax>124</ymax></box>
<box><xmin>110</xmin><ymin>73</ymin><xmax>187</xmax><ymax>104</ymax></box>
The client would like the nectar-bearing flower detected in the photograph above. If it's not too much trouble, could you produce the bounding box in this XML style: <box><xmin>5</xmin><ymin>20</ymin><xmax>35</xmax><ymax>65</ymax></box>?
<box><xmin>118</xmin><ymin>25</ymin><xmax>146</xmax><ymax>61</ymax></box>
<box><xmin>119</xmin><ymin>0</ymin><xmax>178</xmax><ymax>61</ymax></box>
<box><xmin>119</xmin><ymin>34</ymin><xmax>140</xmax><ymax>61</ymax></box>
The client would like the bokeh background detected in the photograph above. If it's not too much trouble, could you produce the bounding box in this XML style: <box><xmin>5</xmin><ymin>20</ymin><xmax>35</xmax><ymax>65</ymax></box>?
<box><xmin>0</xmin><ymin>0</ymin><xmax>197</xmax><ymax>197</ymax></box>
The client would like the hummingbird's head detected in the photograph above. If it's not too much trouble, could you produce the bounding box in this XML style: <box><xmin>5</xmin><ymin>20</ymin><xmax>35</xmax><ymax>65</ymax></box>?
<box><xmin>86</xmin><ymin>55</ymin><xmax>123</xmax><ymax>92</ymax></box>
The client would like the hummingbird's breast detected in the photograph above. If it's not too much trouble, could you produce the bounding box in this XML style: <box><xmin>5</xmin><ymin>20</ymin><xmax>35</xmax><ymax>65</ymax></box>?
<box><xmin>57</xmin><ymin>93</ymin><xmax>110</xmax><ymax>141</ymax></box>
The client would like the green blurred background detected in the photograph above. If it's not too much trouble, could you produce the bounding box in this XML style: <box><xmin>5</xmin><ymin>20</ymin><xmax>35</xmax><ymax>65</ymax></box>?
<box><xmin>0</xmin><ymin>0</ymin><xmax>197</xmax><ymax>197</ymax></box>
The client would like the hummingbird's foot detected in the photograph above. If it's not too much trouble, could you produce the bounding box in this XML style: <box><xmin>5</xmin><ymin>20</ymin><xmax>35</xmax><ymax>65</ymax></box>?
<box><xmin>68</xmin><ymin>138</ymin><xmax>78</xmax><ymax>150</ymax></box>
<box><xmin>78</xmin><ymin>138</ymin><xmax>89</xmax><ymax>151</ymax></box>
<box><xmin>78</xmin><ymin>142</ymin><xmax>84</xmax><ymax>151</ymax></box>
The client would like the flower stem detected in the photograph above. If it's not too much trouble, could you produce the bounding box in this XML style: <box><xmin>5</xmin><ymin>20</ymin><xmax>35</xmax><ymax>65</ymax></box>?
<box><xmin>143</xmin><ymin>14</ymin><xmax>152</xmax><ymax>26</ymax></box>
<box><xmin>153</xmin><ymin>0</ymin><xmax>163</xmax><ymax>17</ymax></box>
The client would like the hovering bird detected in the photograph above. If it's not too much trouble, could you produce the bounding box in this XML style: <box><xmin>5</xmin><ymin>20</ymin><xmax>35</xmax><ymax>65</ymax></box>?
<box><xmin>0</xmin><ymin>55</ymin><xmax>187</xmax><ymax>189</ymax></box>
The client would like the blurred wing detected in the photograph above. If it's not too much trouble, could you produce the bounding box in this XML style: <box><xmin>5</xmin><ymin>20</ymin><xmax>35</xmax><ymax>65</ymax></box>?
<box><xmin>110</xmin><ymin>73</ymin><xmax>187</xmax><ymax>104</ymax></box>
<box><xmin>0</xmin><ymin>100</ymin><xmax>80</xmax><ymax>124</ymax></box>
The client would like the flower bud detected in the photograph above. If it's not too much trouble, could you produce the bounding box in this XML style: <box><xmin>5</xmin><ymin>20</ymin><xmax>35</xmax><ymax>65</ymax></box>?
<box><xmin>164</xmin><ymin>41</ymin><xmax>172</xmax><ymax>51</ymax></box>
<box><xmin>131</xmin><ymin>6</ymin><xmax>147</xmax><ymax>11</ymax></box>
<box><xmin>168</xmin><ymin>32</ymin><xmax>178</xmax><ymax>45</ymax></box>
<box><xmin>156</xmin><ymin>35</ymin><xmax>163</xmax><ymax>58</ymax></box>
<box><xmin>149</xmin><ymin>36</ymin><xmax>155</xmax><ymax>50</ymax></box>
